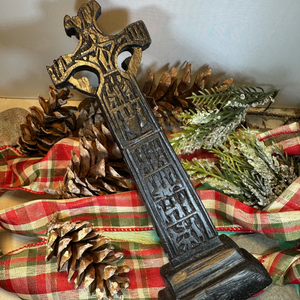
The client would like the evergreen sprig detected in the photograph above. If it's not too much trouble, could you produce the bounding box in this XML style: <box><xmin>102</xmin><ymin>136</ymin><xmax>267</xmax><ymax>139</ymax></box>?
<box><xmin>190</xmin><ymin>85</ymin><xmax>277</xmax><ymax>109</ymax></box>
<box><xmin>170</xmin><ymin>85</ymin><xmax>279</xmax><ymax>154</ymax></box>
<box><xmin>182</xmin><ymin>129</ymin><xmax>299</xmax><ymax>208</ymax></box>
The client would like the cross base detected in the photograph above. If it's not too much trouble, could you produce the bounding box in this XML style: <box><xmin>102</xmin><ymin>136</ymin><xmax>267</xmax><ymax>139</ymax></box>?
<box><xmin>158</xmin><ymin>235</ymin><xmax>272</xmax><ymax>300</ymax></box>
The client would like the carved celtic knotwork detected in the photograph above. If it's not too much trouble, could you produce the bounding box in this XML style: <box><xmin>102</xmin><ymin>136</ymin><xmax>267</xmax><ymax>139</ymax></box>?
<box><xmin>47</xmin><ymin>1</ymin><xmax>154</xmax><ymax>148</ymax></box>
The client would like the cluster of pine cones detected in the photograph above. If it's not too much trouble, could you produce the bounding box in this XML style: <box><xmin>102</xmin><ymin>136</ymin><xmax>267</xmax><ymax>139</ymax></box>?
<box><xmin>18</xmin><ymin>63</ymin><xmax>232</xmax><ymax>199</ymax></box>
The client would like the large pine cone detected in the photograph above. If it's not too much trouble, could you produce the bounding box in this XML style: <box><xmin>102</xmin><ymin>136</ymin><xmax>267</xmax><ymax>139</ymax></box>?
<box><xmin>143</xmin><ymin>62</ymin><xmax>233</xmax><ymax>135</ymax></box>
<box><xmin>18</xmin><ymin>86</ymin><xmax>78</xmax><ymax>156</ymax></box>
<box><xmin>45</xmin><ymin>124</ymin><xmax>129</xmax><ymax>199</ymax></box>
<box><xmin>46</xmin><ymin>212</ymin><xmax>130</xmax><ymax>299</ymax></box>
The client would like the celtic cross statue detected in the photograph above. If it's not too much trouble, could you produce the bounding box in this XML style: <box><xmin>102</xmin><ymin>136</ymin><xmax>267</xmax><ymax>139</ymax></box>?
<box><xmin>47</xmin><ymin>1</ymin><xmax>272</xmax><ymax>299</ymax></box>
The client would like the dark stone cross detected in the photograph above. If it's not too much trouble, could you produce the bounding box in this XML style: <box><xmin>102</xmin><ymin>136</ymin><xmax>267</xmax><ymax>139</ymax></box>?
<box><xmin>47</xmin><ymin>1</ymin><xmax>272</xmax><ymax>299</ymax></box>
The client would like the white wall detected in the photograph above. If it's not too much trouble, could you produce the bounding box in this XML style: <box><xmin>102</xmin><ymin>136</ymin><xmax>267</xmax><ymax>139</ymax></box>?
<box><xmin>0</xmin><ymin>0</ymin><xmax>300</xmax><ymax>107</ymax></box>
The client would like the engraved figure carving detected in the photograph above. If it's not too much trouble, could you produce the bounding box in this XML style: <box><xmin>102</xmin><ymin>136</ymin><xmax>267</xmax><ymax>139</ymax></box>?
<box><xmin>157</xmin><ymin>197</ymin><xmax>185</xmax><ymax>225</ymax></box>
<box><xmin>133</xmin><ymin>138</ymin><xmax>168</xmax><ymax>176</ymax></box>
<box><xmin>146</xmin><ymin>167</ymin><xmax>182</xmax><ymax>200</ymax></box>
<box><xmin>169</xmin><ymin>215</ymin><xmax>207</xmax><ymax>253</ymax></box>
<box><xmin>157</xmin><ymin>190</ymin><xmax>195</xmax><ymax>226</ymax></box>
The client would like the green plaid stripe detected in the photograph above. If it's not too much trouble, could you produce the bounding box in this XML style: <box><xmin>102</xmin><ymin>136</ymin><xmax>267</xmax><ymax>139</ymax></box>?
<box><xmin>284</xmin><ymin>260</ymin><xmax>300</xmax><ymax>285</ymax></box>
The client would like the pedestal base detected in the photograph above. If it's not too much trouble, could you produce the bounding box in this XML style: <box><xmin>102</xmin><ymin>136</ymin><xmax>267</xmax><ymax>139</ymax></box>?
<box><xmin>159</xmin><ymin>235</ymin><xmax>272</xmax><ymax>300</ymax></box>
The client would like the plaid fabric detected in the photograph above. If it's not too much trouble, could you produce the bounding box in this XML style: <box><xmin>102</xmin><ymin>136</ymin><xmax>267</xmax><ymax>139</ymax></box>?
<box><xmin>0</xmin><ymin>191</ymin><xmax>300</xmax><ymax>299</ymax></box>
<box><xmin>0</xmin><ymin>241</ymin><xmax>167</xmax><ymax>300</ymax></box>
<box><xmin>0</xmin><ymin>192</ymin><xmax>154</xmax><ymax>238</ymax></box>
<box><xmin>0</xmin><ymin>192</ymin><xmax>168</xmax><ymax>300</ymax></box>
<box><xmin>0</xmin><ymin>139</ymin><xmax>80</xmax><ymax>194</ymax></box>
<box><xmin>0</xmin><ymin>191</ymin><xmax>300</xmax><ymax>300</ymax></box>
<box><xmin>0</xmin><ymin>140</ymin><xmax>217</xmax><ymax>195</ymax></box>
<box><xmin>1</xmin><ymin>122</ymin><xmax>300</xmax><ymax>298</ymax></box>
<box><xmin>255</xmin><ymin>248</ymin><xmax>300</xmax><ymax>286</ymax></box>
<box><xmin>257</xmin><ymin>122</ymin><xmax>300</xmax><ymax>154</ymax></box>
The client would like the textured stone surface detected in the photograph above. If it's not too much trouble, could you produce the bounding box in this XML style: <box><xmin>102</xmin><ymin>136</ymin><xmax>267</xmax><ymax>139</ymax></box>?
<box><xmin>231</xmin><ymin>233</ymin><xmax>281</xmax><ymax>255</ymax></box>
<box><xmin>231</xmin><ymin>233</ymin><xmax>300</xmax><ymax>299</ymax></box>
<box><xmin>0</xmin><ymin>107</ymin><xmax>28</xmax><ymax>146</ymax></box>
<box><xmin>253</xmin><ymin>284</ymin><xmax>299</xmax><ymax>300</ymax></box>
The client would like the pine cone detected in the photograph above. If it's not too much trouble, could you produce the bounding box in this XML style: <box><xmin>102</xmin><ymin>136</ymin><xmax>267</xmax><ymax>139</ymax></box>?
<box><xmin>76</xmin><ymin>97</ymin><xmax>104</xmax><ymax>139</ymax></box>
<box><xmin>18</xmin><ymin>86</ymin><xmax>78</xmax><ymax>156</ymax></box>
<box><xmin>46</xmin><ymin>212</ymin><xmax>130</xmax><ymax>299</ymax></box>
<box><xmin>143</xmin><ymin>62</ymin><xmax>233</xmax><ymax>135</ymax></box>
<box><xmin>45</xmin><ymin>124</ymin><xmax>129</xmax><ymax>199</ymax></box>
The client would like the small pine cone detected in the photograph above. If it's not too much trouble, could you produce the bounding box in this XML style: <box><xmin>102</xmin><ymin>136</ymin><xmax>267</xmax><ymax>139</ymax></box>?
<box><xmin>45</xmin><ymin>124</ymin><xmax>129</xmax><ymax>199</ymax></box>
<box><xmin>143</xmin><ymin>62</ymin><xmax>233</xmax><ymax>135</ymax></box>
<box><xmin>46</xmin><ymin>212</ymin><xmax>130</xmax><ymax>299</ymax></box>
<box><xmin>76</xmin><ymin>97</ymin><xmax>104</xmax><ymax>139</ymax></box>
<box><xmin>18</xmin><ymin>86</ymin><xmax>78</xmax><ymax>156</ymax></box>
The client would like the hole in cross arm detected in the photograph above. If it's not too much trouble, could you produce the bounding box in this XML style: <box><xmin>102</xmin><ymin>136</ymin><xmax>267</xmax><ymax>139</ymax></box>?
<box><xmin>117</xmin><ymin>51</ymin><xmax>133</xmax><ymax>71</ymax></box>
<box><xmin>73</xmin><ymin>70</ymin><xmax>100</xmax><ymax>88</ymax></box>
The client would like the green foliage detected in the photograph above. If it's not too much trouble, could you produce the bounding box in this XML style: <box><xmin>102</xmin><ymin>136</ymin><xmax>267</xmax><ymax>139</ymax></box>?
<box><xmin>170</xmin><ymin>85</ymin><xmax>279</xmax><ymax>154</ymax></box>
<box><xmin>182</xmin><ymin>129</ymin><xmax>299</xmax><ymax>208</ymax></box>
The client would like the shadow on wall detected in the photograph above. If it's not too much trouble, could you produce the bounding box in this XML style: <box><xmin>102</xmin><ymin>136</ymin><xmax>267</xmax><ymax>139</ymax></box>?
<box><xmin>0</xmin><ymin>0</ymin><xmax>254</xmax><ymax>101</ymax></box>
<box><xmin>0</xmin><ymin>0</ymin><xmax>186</xmax><ymax>100</ymax></box>
<box><xmin>129</xmin><ymin>4</ymin><xmax>203</xmax><ymax>87</ymax></box>
<box><xmin>0</xmin><ymin>0</ymin><xmax>131</xmax><ymax>99</ymax></box>
<box><xmin>74</xmin><ymin>0</ymin><xmax>193</xmax><ymax>90</ymax></box>
<box><xmin>0</xmin><ymin>0</ymin><xmax>82</xmax><ymax>99</ymax></box>
<box><xmin>0</xmin><ymin>0</ymin><xmax>282</xmax><ymax>100</ymax></box>
<box><xmin>0</xmin><ymin>0</ymin><xmax>289</xmax><ymax>105</ymax></box>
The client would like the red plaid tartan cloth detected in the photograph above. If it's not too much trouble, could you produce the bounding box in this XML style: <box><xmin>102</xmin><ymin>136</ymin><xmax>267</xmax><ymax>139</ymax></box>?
<box><xmin>1</xmin><ymin>123</ymin><xmax>300</xmax><ymax>299</ymax></box>
<box><xmin>0</xmin><ymin>193</ymin><xmax>167</xmax><ymax>299</ymax></box>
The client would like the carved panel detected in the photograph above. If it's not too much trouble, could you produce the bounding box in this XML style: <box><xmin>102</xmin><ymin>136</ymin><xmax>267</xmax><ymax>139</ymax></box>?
<box><xmin>168</xmin><ymin>214</ymin><xmax>208</xmax><ymax>252</ymax></box>
<box><xmin>101</xmin><ymin>73</ymin><xmax>153</xmax><ymax>143</ymax></box>
<box><xmin>129</xmin><ymin>134</ymin><xmax>216</xmax><ymax>256</ymax></box>
<box><xmin>133</xmin><ymin>137</ymin><xmax>169</xmax><ymax>177</ymax></box>
<box><xmin>157</xmin><ymin>190</ymin><xmax>195</xmax><ymax>226</ymax></box>
<box><xmin>146</xmin><ymin>165</ymin><xmax>182</xmax><ymax>201</ymax></box>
